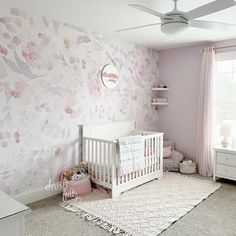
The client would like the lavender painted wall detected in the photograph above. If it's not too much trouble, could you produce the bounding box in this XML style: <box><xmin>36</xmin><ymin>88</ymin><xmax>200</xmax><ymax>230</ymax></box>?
<box><xmin>158</xmin><ymin>44</ymin><xmax>204</xmax><ymax>160</ymax></box>
<box><xmin>158</xmin><ymin>39</ymin><xmax>236</xmax><ymax>160</ymax></box>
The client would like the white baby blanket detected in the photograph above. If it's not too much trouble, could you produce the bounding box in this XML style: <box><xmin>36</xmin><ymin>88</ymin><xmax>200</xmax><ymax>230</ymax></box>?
<box><xmin>118</xmin><ymin>135</ymin><xmax>145</xmax><ymax>175</ymax></box>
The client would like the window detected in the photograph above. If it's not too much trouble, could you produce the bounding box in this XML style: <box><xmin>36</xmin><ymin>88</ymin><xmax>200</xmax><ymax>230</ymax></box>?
<box><xmin>215</xmin><ymin>53</ymin><xmax>236</xmax><ymax>144</ymax></box>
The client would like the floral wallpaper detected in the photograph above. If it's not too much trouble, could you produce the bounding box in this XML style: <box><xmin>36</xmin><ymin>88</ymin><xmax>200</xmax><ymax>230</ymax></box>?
<box><xmin>0</xmin><ymin>7</ymin><xmax>159</xmax><ymax>196</ymax></box>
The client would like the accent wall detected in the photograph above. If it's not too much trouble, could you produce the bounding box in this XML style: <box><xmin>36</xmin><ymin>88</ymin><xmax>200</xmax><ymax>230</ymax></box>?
<box><xmin>0</xmin><ymin>7</ymin><xmax>159</xmax><ymax>196</ymax></box>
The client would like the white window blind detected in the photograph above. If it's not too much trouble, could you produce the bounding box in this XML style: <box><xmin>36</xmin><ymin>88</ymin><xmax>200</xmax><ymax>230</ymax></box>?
<box><xmin>215</xmin><ymin>52</ymin><xmax>236</xmax><ymax>144</ymax></box>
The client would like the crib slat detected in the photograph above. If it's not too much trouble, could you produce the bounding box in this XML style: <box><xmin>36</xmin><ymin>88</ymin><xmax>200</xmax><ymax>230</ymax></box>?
<box><xmin>107</xmin><ymin>143</ymin><xmax>111</xmax><ymax>184</ymax></box>
<box><xmin>148</xmin><ymin>137</ymin><xmax>151</xmax><ymax>174</ymax></box>
<box><xmin>102</xmin><ymin>142</ymin><xmax>106</xmax><ymax>183</ymax></box>
<box><xmin>87</xmin><ymin>139</ymin><xmax>91</xmax><ymax>176</ymax></box>
<box><xmin>144</xmin><ymin>139</ymin><xmax>147</xmax><ymax>176</ymax></box>
<box><xmin>160</xmin><ymin>135</ymin><xmax>163</xmax><ymax>171</ymax></box>
<box><xmin>91</xmin><ymin>140</ymin><xmax>94</xmax><ymax>179</ymax></box>
<box><xmin>150</xmin><ymin>137</ymin><xmax>153</xmax><ymax>173</ymax></box>
<box><xmin>154</xmin><ymin>137</ymin><xmax>157</xmax><ymax>172</ymax></box>
<box><xmin>95</xmin><ymin>140</ymin><xmax>98</xmax><ymax>180</ymax></box>
<box><xmin>99</xmin><ymin>141</ymin><xmax>102</xmax><ymax>182</ymax></box>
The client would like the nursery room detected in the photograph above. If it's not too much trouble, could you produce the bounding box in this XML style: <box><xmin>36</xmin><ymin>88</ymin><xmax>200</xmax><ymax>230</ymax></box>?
<box><xmin>0</xmin><ymin>0</ymin><xmax>236</xmax><ymax>235</ymax></box>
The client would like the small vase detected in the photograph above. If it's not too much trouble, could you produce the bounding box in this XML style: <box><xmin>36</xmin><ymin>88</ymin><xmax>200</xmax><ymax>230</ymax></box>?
<box><xmin>221</xmin><ymin>137</ymin><xmax>229</xmax><ymax>148</ymax></box>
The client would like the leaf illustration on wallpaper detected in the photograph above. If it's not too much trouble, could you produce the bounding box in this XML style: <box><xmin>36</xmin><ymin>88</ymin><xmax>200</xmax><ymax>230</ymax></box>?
<box><xmin>77</xmin><ymin>35</ymin><xmax>91</xmax><ymax>44</ymax></box>
<box><xmin>2</xmin><ymin>57</ymin><xmax>21</xmax><ymax>74</ymax></box>
<box><xmin>2</xmin><ymin>52</ymin><xmax>46</xmax><ymax>79</ymax></box>
<box><xmin>0</xmin><ymin>111</ymin><xmax>12</xmax><ymax>128</ymax></box>
<box><xmin>35</xmin><ymin>102</ymin><xmax>52</xmax><ymax>112</ymax></box>
<box><xmin>47</xmin><ymin>86</ymin><xmax>66</xmax><ymax>96</ymax></box>
<box><xmin>0</xmin><ymin>61</ymin><xmax>7</xmax><ymax>79</ymax></box>
<box><xmin>14</xmin><ymin>52</ymin><xmax>46</xmax><ymax>79</ymax></box>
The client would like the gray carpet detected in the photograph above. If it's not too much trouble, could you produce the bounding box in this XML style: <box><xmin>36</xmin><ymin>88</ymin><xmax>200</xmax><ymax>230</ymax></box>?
<box><xmin>25</xmin><ymin>175</ymin><xmax>236</xmax><ymax>236</ymax></box>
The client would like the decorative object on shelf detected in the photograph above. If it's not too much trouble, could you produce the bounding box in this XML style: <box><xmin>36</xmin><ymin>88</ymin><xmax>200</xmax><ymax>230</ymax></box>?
<box><xmin>179</xmin><ymin>160</ymin><xmax>197</xmax><ymax>174</ymax></box>
<box><xmin>154</xmin><ymin>83</ymin><xmax>168</xmax><ymax>89</ymax></box>
<box><xmin>101</xmin><ymin>64</ymin><xmax>119</xmax><ymax>89</ymax></box>
<box><xmin>220</xmin><ymin>121</ymin><xmax>232</xmax><ymax>147</ymax></box>
<box><xmin>152</xmin><ymin>87</ymin><xmax>169</xmax><ymax>91</ymax></box>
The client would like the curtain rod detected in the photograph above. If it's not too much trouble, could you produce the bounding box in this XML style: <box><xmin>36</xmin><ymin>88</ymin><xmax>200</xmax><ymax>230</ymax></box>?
<box><xmin>215</xmin><ymin>44</ymin><xmax>236</xmax><ymax>50</ymax></box>
<box><xmin>201</xmin><ymin>44</ymin><xmax>236</xmax><ymax>52</ymax></box>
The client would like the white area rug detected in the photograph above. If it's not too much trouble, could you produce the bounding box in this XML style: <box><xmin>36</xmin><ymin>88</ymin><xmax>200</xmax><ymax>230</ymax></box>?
<box><xmin>61</xmin><ymin>173</ymin><xmax>221</xmax><ymax>236</ymax></box>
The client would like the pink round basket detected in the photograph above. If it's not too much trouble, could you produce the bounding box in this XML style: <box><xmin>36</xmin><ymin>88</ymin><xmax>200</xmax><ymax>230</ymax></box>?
<box><xmin>63</xmin><ymin>176</ymin><xmax>92</xmax><ymax>200</ymax></box>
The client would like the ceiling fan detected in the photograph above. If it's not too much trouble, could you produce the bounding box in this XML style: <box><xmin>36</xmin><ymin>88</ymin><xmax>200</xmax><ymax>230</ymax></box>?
<box><xmin>116</xmin><ymin>0</ymin><xmax>236</xmax><ymax>35</ymax></box>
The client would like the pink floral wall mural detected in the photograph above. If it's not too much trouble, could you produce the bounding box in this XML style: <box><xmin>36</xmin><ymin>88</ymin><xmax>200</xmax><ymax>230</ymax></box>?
<box><xmin>0</xmin><ymin>8</ymin><xmax>159</xmax><ymax>196</ymax></box>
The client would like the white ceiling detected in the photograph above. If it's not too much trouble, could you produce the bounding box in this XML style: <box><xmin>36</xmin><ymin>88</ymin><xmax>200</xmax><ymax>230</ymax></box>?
<box><xmin>1</xmin><ymin>0</ymin><xmax>236</xmax><ymax>50</ymax></box>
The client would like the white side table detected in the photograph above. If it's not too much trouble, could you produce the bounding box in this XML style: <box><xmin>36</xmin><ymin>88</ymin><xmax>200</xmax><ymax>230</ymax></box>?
<box><xmin>0</xmin><ymin>191</ymin><xmax>30</xmax><ymax>236</ymax></box>
<box><xmin>213</xmin><ymin>147</ymin><xmax>236</xmax><ymax>182</ymax></box>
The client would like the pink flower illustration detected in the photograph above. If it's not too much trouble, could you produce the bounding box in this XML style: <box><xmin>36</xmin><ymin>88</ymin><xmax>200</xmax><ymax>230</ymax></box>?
<box><xmin>15</xmin><ymin>18</ymin><xmax>22</xmax><ymax>27</ymax></box>
<box><xmin>138</xmin><ymin>65</ymin><xmax>146</xmax><ymax>78</ymax></box>
<box><xmin>21</xmin><ymin>37</ymin><xmax>55</xmax><ymax>70</ymax></box>
<box><xmin>0</xmin><ymin>17</ymin><xmax>11</xmax><ymax>24</ymax></box>
<box><xmin>54</xmin><ymin>147</ymin><xmax>63</xmax><ymax>157</ymax></box>
<box><xmin>2</xmin><ymin>32</ymin><xmax>11</xmax><ymax>40</ymax></box>
<box><xmin>0</xmin><ymin>46</ymin><xmax>8</xmax><ymax>55</ymax></box>
<box><xmin>13</xmin><ymin>132</ymin><xmax>20</xmax><ymax>143</ymax></box>
<box><xmin>4</xmin><ymin>81</ymin><xmax>26</xmax><ymax>99</ymax></box>
<box><xmin>22</xmin><ymin>41</ymin><xmax>39</xmax><ymax>64</ymax></box>
<box><xmin>12</xmin><ymin>36</ymin><xmax>21</xmax><ymax>45</ymax></box>
<box><xmin>53</xmin><ymin>96</ymin><xmax>78</xmax><ymax>119</ymax></box>
<box><xmin>10</xmin><ymin>8</ymin><xmax>20</xmax><ymax>16</ymax></box>
<box><xmin>3</xmin><ymin>81</ymin><xmax>32</xmax><ymax>105</ymax></box>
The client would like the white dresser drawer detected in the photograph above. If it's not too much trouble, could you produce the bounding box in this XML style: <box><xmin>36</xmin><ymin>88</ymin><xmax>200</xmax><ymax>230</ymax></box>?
<box><xmin>216</xmin><ymin>164</ymin><xmax>236</xmax><ymax>179</ymax></box>
<box><xmin>217</xmin><ymin>152</ymin><xmax>236</xmax><ymax>167</ymax></box>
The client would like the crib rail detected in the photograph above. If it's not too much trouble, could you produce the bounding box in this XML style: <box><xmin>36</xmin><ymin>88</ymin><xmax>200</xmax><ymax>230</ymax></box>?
<box><xmin>83</xmin><ymin>132</ymin><xmax>163</xmax><ymax>189</ymax></box>
<box><xmin>83</xmin><ymin>137</ymin><xmax>117</xmax><ymax>188</ymax></box>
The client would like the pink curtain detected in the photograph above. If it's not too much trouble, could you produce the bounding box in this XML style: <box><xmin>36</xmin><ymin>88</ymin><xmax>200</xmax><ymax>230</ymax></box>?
<box><xmin>196</xmin><ymin>47</ymin><xmax>216</xmax><ymax>176</ymax></box>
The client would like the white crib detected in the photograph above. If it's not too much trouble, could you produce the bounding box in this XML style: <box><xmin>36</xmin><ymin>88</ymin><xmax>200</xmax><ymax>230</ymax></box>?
<box><xmin>82</xmin><ymin>120</ymin><xmax>163</xmax><ymax>198</ymax></box>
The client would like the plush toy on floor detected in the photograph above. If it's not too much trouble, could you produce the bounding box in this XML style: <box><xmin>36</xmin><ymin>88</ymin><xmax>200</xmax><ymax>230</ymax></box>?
<box><xmin>76</xmin><ymin>161</ymin><xmax>88</xmax><ymax>174</ymax></box>
<box><xmin>60</xmin><ymin>162</ymin><xmax>91</xmax><ymax>201</ymax></box>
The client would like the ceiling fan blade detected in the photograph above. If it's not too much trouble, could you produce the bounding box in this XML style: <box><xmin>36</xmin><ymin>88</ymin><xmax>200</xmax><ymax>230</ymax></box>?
<box><xmin>128</xmin><ymin>4</ymin><xmax>165</xmax><ymax>18</ymax></box>
<box><xmin>115</xmin><ymin>23</ymin><xmax>161</xmax><ymax>32</ymax></box>
<box><xmin>185</xmin><ymin>0</ymin><xmax>236</xmax><ymax>20</ymax></box>
<box><xmin>190</xmin><ymin>20</ymin><xmax>236</xmax><ymax>32</ymax></box>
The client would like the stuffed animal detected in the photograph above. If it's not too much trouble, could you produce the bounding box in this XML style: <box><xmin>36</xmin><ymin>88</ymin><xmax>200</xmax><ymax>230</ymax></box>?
<box><xmin>71</xmin><ymin>173</ymin><xmax>87</xmax><ymax>181</ymax></box>
<box><xmin>60</xmin><ymin>169</ymin><xmax>74</xmax><ymax>181</ymax></box>
<box><xmin>76</xmin><ymin>161</ymin><xmax>88</xmax><ymax>174</ymax></box>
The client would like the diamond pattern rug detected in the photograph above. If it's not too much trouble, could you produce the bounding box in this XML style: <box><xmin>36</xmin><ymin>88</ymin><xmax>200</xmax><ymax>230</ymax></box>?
<box><xmin>61</xmin><ymin>173</ymin><xmax>221</xmax><ymax>236</ymax></box>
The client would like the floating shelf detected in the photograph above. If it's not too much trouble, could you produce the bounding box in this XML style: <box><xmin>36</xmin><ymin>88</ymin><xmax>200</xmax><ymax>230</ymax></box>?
<box><xmin>151</xmin><ymin>102</ymin><xmax>168</xmax><ymax>106</ymax></box>
<box><xmin>152</xmin><ymin>88</ymin><xmax>169</xmax><ymax>91</ymax></box>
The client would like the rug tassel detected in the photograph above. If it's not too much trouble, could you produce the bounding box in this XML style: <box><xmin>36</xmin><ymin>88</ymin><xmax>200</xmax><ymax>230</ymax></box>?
<box><xmin>60</xmin><ymin>202</ymin><xmax>132</xmax><ymax>235</ymax></box>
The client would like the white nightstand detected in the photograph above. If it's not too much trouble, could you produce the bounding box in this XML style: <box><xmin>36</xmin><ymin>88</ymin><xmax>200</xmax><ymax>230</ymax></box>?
<box><xmin>213</xmin><ymin>147</ymin><xmax>236</xmax><ymax>182</ymax></box>
<box><xmin>0</xmin><ymin>191</ymin><xmax>30</xmax><ymax>236</ymax></box>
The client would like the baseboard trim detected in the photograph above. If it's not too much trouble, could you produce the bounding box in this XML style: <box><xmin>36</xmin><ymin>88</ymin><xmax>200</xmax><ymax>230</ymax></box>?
<box><xmin>14</xmin><ymin>182</ymin><xmax>62</xmax><ymax>205</ymax></box>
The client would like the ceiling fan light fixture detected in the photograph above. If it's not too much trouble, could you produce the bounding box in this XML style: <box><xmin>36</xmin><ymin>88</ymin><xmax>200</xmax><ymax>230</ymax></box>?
<box><xmin>161</xmin><ymin>21</ymin><xmax>188</xmax><ymax>35</ymax></box>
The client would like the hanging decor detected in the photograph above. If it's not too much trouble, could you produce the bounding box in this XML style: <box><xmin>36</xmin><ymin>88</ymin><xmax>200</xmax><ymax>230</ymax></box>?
<box><xmin>101</xmin><ymin>64</ymin><xmax>119</xmax><ymax>89</ymax></box>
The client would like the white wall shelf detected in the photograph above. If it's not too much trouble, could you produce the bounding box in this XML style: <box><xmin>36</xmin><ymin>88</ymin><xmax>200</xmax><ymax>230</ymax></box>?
<box><xmin>152</xmin><ymin>88</ymin><xmax>169</xmax><ymax>91</ymax></box>
<box><xmin>151</xmin><ymin>86</ymin><xmax>169</xmax><ymax>108</ymax></box>
<box><xmin>151</xmin><ymin>102</ymin><xmax>168</xmax><ymax>106</ymax></box>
